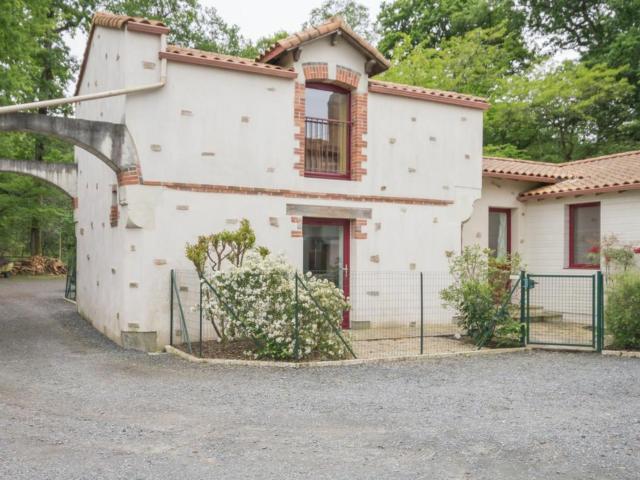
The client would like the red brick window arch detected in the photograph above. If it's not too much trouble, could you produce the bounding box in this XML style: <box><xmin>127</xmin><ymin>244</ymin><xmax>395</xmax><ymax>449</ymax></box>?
<box><xmin>304</xmin><ymin>82</ymin><xmax>351</xmax><ymax>179</ymax></box>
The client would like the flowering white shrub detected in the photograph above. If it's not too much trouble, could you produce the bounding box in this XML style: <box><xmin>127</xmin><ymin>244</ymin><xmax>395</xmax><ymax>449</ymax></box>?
<box><xmin>201</xmin><ymin>252</ymin><xmax>351</xmax><ymax>360</ymax></box>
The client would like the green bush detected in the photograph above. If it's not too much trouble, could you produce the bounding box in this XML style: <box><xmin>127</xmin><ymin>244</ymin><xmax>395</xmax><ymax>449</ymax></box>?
<box><xmin>606</xmin><ymin>272</ymin><xmax>640</xmax><ymax>349</ymax></box>
<box><xmin>441</xmin><ymin>246</ymin><xmax>522</xmax><ymax>347</ymax></box>
<box><xmin>202</xmin><ymin>253</ymin><xmax>351</xmax><ymax>361</ymax></box>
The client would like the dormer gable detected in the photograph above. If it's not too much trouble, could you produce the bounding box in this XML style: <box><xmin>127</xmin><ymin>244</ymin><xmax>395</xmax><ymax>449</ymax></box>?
<box><xmin>258</xmin><ymin>17</ymin><xmax>390</xmax><ymax>90</ymax></box>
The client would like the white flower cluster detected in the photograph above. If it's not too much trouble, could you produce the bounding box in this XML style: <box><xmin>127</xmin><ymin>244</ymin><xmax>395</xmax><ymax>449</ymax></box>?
<box><xmin>201</xmin><ymin>252</ymin><xmax>351</xmax><ymax>360</ymax></box>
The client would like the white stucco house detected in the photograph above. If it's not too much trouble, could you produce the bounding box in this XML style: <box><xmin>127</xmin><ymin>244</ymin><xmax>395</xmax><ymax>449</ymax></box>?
<box><xmin>67</xmin><ymin>12</ymin><xmax>490</xmax><ymax>350</ymax></box>
<box><xmin>27</xmin><ymin>12</ymin><xmax>638</xmax><ymax>351</ymax></box>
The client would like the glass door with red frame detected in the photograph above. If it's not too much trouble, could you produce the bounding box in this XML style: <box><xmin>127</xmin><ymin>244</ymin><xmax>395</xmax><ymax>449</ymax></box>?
<box><xmin>302</xmin><ymin>218</ymin><xmax>350</xmax><ymax>328</ymax></box>
<box><xmin>488</xmin><ymin>208</ymin><xmax>512</xmax><ymax>259</ymax></box>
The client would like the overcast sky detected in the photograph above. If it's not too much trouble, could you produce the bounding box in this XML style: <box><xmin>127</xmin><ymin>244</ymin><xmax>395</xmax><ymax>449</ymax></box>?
<box><xmin>67</xmin><ymin>0</ymin><xmax>384</xmax><ymax>61</ymax></box>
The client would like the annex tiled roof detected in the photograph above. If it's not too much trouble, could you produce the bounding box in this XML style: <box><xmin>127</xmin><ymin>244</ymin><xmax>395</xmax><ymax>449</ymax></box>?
<box><xmin>483</xmin><ymin>157</ymin><xmax>570</xmax><ymax>182</ymax></box>
<box><xmin>521</xmin><ymin>151</ymin><xmax>640</xmax><ymax>199</ymax></box>
<box><xmin>258</xmin><ymin>17</ymin><xmax>390</xmax><ymax>75</ymax></box>
<box><xmin>484</xmin><ymin>151</ymin><xmax>640</xmax><ymax>199</ymax></box>
<box><xmin>160</xmin><ymin>46</ymin><xmax>297</xmax><ymax>79</ymax></box>
<box><xmin>369</xmin><ymin>79</ymin><xmax>490</xmax><ymax>110</ymax></box>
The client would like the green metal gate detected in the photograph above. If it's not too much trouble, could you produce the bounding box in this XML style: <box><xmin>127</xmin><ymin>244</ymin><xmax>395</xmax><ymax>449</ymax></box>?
<box><xmin>523</xmin><ymin>272</ymin><xmax>604</xmax><ymax>351</ymax></box>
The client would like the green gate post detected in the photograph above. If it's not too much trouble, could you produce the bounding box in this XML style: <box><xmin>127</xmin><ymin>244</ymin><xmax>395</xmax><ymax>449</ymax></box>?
<box><xmin>169</xmin><ymin>270</ymin><xmax>174</xmax><ymax>346</ymax></box>
<box><xmin>597</xmin><ymin>270</ymin><xmax>604</xmax><ymax>352</ymax></box>
<box><xmin>199</xmin><ymin>279</ymin><xmax>203</xmax><ymax>358</ymax></box>
<box><xmin>420</xmin><ymin>272</ymin><xmax>424</xmax><ymax>355</ymax></box>
<box><xmin>591</xmin><ymin>274</ymin><xmax>596</xmax><ymax>349</ymax></box>
<box><xmin>519</xmin><ymin>270</ymin><xmax>526</xmax><ymax>346</ymax></box>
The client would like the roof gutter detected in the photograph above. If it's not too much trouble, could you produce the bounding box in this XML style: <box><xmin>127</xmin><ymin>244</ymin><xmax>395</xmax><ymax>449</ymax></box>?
<box><xmin>0</xmin><ymin>34</ymin><xmax>168</xmax><ymax>115</ymax></box>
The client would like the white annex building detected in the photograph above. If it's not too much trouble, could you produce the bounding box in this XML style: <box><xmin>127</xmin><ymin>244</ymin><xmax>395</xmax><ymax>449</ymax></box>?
<box><xmin>2</xmin><ymin>13</ymin><xmax>638</xmax><ymax>351</ymax></box>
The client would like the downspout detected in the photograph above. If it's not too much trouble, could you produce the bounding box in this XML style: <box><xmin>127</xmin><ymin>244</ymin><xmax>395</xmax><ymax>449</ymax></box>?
<box><xmin>0</xmin><ymin>34</ymin><xmax>168</xmax><ymax>115</ymax></box>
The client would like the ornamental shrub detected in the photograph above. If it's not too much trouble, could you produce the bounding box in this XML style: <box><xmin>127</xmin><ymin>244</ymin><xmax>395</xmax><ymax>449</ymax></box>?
<box><xmin>201</xmin><ymin>252</ymin><xmax>350</xmax><ymax>360</ymax></box>
<box><xmin>605</xmin><ymin>271</ymin><xmax>640</xmax><ymax>350</ymax></box>
<box><xmin>440</xmin><ymin>246</ymin><xmax>522</xmax><ymax>347</ymax></box>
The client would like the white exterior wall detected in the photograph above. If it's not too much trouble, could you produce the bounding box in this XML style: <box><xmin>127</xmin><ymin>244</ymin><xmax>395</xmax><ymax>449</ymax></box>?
<box><xmin>73</xmin><ymin>27</ymin><xmax>485</xmax><ymax>349</ymax></box>
<box><xmin>522</xmin><ymin>190</ymin><xmax>640</xmax><ymax>273</ymax></box>
<box><xmin>462</xmin><ymin>178</ymin><xmax>537</xmax><ymax>256</ymax></box>
<box><xmin>466</xmin><ymin>179</ymin><xmax>640</xmax><ymax>322</ymax></box>
<box><xmin>74</xmin><ymin>26</ymin><xmax>132</xmax><ymax>343</ymax></box>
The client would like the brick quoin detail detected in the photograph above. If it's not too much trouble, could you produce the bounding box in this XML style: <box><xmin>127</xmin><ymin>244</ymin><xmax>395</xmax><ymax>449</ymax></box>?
<box><xmin>117</xmin><ymin>165</ymin><xmax>142</xmax><ymax>186</ymax></box>
<box><xmin>293</xmin><ymin>82</ymin><xmax>306</xmax><ymax>176</ymax></box>
<box><xmin>109</xmin><ymin>205</ymin><xmax>119</xmax><ymax>227</ymax></box>
<box><xmin>302</xmin><ymin>62</ymin><xmax>329</xmax><ymax>81</ymax></box>
<box><xmin>71</xmin><ymin>197</ymin><xmax>78</xmax><ymax>209</ymax></box>
<box><xmin>290</xmin><ymin>216</ymin><xmax>303</xmax><ymax>237</ymax></box>
<box><xmin>353</xmin><ymin>218</ymin><xmax>367</xmax><ymax>240</ymax></box>
<box><xmin>351</xmin><ymin>92</ymin><xmax>368</xmax><ymax>181</ymax></box>
<box><xmin>336</xmin><ymin>65</ymin><xmax>361</xmax><ymax>90</ymax></box>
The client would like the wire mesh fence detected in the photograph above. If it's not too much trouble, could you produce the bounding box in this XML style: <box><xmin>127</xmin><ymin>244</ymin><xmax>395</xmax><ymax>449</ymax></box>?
<box><xmin>169</xmin><ymin>269</ymin><xmax>530</xmax><ymax>361</ymax></box>
<box><xmin>347</xmin><ymin>271</ymin><xmax>476</xmax><ymax>358</ymax></box>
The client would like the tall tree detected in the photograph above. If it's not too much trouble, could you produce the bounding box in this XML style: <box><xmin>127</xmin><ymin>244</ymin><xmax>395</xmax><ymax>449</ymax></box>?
<box><xmin>381</xmin><ymin>25</ymin><xmax>532</xmax><ymax>97</ymax></box>
<box><xmin>488</xmin><ymin>61</ymin><xmax>634</xmax><ymax>161</ymax></box>
<box><xmin>0</xmin><ymin>1</ymin><xmax>93</xmax><ymax>256</ymax></box>
<box><xmin>104</xmin><ymin>0</ymin><xmax>254</xmax><ymax>56</ymax></box>
<box><xmin>524</xmin><ymin>0</ymin><xmax>640</xmax><ymax>141</ymax></box>
<box><xmin>304</xmin><ymin>0</ymin><xmax>374</xmax><ymax>41</ymax></box>
<box><xmin>376</xmin><ymin>0</ymin><xmax>527</xmax><ymax>58</ymax></box>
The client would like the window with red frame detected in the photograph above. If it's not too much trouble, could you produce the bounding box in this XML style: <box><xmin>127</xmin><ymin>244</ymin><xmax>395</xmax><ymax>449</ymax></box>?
<box><xmin>304</xmin><ymin>83</ymin><xmax>351</xmax><ymax>178</ymax></box>
<box><xmin>569</xmin><ymin>202</ymin><xmax>601</xmax><ymax>268</ymax></box>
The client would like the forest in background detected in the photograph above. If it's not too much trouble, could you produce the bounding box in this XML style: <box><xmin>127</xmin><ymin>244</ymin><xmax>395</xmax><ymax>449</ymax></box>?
<box><xmin>0</xmin><ymin>0</ymin><xmax>638</xmax><ymax>261</ymax></box>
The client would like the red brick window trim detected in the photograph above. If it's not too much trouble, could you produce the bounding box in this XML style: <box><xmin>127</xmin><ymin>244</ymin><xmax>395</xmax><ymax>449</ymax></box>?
<box><xmin>353</xmin><ymin>218</ymin><xmax>367</xmax><ymax>239</ymax></box>
<box><xmin>335</xmin><ymin>65</ymin><xmax>361</xmax><ymax>90</ymax></box>
<box><xmin>302</xmin><ymin>62</ymin><xmax>329</xmax><ymax>81</ymax></box>
<box><xmin>350</xmin><ymin>92</ymin><xmax>367</xmax><ymax>181</ymax></box>
<box><xmin>293</xmin><ymin>77</ymin><xmax>367</xmax><ymax>182</ymax></box>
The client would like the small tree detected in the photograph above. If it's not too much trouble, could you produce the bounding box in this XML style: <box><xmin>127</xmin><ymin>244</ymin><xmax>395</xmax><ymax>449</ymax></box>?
<box><xmin>441</xmin><ymin>246</ymin><xmax>522</xmax><ymax>347</ymax></box>
<box><xmin>185</xmin><ymin>219</ymin><xmax>265</xmax><ymax>341</ymax></box>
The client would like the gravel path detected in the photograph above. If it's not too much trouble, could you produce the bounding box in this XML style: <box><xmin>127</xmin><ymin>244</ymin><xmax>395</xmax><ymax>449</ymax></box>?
<box><xmin>0</xmin><ymin>277</ymin><xmax>639</xmax><ymax>480</ymax></box>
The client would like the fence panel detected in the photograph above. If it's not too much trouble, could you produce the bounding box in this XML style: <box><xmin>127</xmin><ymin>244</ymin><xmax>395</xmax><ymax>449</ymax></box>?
<box><xmin>347</xmin><ymin>271</ymin><xmax>475</xmax><ymax>358</ymax></box>
<box><xmin>526</xmin><ymin>274</ymin><xmax>596</xmax><ymax>348</ymax></box>
<box><xmin>169</xmin><ymin>268</ymin><xmax>526</xmax><ymax>361</ymax></box>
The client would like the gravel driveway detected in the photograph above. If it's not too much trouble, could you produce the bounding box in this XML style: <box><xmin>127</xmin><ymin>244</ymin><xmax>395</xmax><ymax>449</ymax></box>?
<box><xmin>0</xmin><ymin>277</ymin><xmax>639</xmax><ymax>480</ymax></box>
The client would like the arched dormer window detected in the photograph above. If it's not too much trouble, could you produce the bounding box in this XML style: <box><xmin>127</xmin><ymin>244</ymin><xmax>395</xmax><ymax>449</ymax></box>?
<box><xmin>304</xmin><ymin>83</ymin><xmax>351</xmax><ymax>179</ymax></box>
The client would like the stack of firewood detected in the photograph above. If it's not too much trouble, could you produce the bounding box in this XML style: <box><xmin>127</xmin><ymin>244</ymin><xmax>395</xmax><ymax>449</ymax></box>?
<box><xmin>11</xmin><ymin>256</ymin><xmax>67</xmax><ymax>275</ymax></box>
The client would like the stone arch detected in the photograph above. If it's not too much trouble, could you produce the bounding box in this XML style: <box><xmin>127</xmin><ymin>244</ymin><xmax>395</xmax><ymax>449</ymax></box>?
<box><xmin>0</xmin><ymin>159</ymin><xmax>77</xmax><ymax>197</ymax></box>
<box><xmin>0</xmin><ymin>113</ymin><xmax>138</xmax><ymax>173</ymax></box>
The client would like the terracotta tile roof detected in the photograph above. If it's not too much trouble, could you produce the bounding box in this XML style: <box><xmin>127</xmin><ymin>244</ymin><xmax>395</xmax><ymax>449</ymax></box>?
<box><xmin>369</xmin><ymin>79</ymin><xmax>490</xmax><ymax>110</ymax></box>
<box><xmin>484</xmin><ymin>152</ymin><xmax>640</xmax><ymax>199</ymax></box>
<box><xmin>160</xmin><ymin>46</ymin><xmax>297</xmax><ymax>79</ymax></box>
<box><xmin>483</xmin><ymin>157</ymin><xmax>570</xmax><ymax>182</ymax></box>
<box><xmin>258</xmin><ymin>17</ymin><xmax>390</xmax><ymax>75</ymax></box>
<box><xmin>520</xmin><ymin>151</ymin><xmax>640</xmax><ymax>199</ymax></box>
<box><xmin>92</xmin><ymin>11</ymin><xmax>169</xmax><ymax>33</ymax></box>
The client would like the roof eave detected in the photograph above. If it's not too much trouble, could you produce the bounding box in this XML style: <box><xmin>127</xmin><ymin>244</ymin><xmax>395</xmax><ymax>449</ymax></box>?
<box><xmin>483</xmin><ymin>171</ymin><xmax>560</xmax><ymax>183</ymax></box>
<box><xmin>519</xmin><ymin>182</ymin><xmax>640</xmax><ymax>201</ymax></box>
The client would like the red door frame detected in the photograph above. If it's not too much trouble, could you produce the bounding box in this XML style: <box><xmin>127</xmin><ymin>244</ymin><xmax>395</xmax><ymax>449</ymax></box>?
<box><xmin>488</xmin><ymin>207</ymin><xmax>512</xmax><ymax>255</ymax></box>
<box><xmin>568</xmin><ymin>202</ymin><xmax>601</xmax><ymax>269</ymax></box>
<box><xmin>302</xmin><ymin>217</ymin><xmax>351</xmax><ymax>328</ymax></box>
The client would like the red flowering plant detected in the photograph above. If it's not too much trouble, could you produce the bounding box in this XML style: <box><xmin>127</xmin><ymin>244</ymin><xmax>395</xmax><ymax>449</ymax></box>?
<box><xmin>591</xmin><ymin>235</ymin><xmax>640</xmax><ymax>282</ymax></box>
